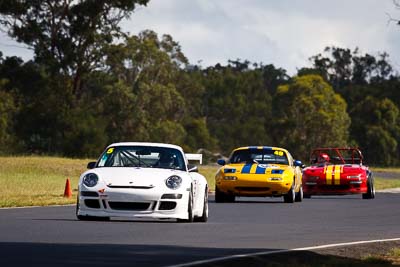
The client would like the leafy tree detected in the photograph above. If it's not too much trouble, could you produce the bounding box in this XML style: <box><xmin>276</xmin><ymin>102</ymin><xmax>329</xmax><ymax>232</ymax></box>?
<box><xmin>103</xmin><ymin>30</ymin><xmax>188</xmax><ymax>147</ymax></box>
<box><xmin>273</xmin><ymin>75</ymin><xmax>350</xmax><ymax>160</ymax></box>
<box><xmin>203</xmin><ymin>62</ymin><xmax>273</xmax><ymax>154</ymax></box>
<box><xmin>350</xmin><ymin>96</ymin><xmax>400</xmax><ymax>165</ymax></box>
<box><xmin>308</xmin><ymin>47</ymin><xmax>394</xmax><ymax>92</ymax></box>
<box><xmin>0</xmin><ymin>79</ymin><xmax>16</xmax><ymax>153</ymax></box>
<box><xmin>0</xmin><ymin>0</ymin><xmax>149</xmax><ymax>98</ymax></box>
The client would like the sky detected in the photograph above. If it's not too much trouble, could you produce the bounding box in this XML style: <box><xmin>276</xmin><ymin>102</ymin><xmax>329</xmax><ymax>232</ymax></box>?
<box><xmin>0</xmin><ymin>0</ymin><xmax>399</xmax><ymax>75</ymax></box>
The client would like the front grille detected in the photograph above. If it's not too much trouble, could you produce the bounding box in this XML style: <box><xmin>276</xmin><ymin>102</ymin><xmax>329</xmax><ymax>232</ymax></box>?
<box><xmin>158</xmin><ymin>201</ymin><xmax>177</xmax><ymax>210</ymax></box>
<box><xmin>84</xmin><ymin>199</ymin><xmax>100</xmax><ymax>209</ymax></box>
<box><xmin>107</xmin><ymin>185</ymin><xmax>154</xmax><ymax>189</ymax></box>
<box><xmin>235</xmin><ymin>187</ymin><xmax>270</xmax><ymax>192</ymax></box>
<box><xmin>108</xmin><ymin>201</ymin><xmax>150</xmax><ymax>211</ymax></box>
<box><xmin>81</xmin><ymin>191</ymin><xmax>99</xmax><ymax>197</ymax></box>
<box><xmin>321</xmin><ymin>185</ymin><xmax>350</xmax><ymax>190</ymax></box>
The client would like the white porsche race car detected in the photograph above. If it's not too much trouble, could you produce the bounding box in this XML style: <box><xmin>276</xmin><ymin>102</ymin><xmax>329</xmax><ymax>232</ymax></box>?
<box><xmin>76</xmin><ymin>142</ymin><xmax>208</xmax><ymax>222</ymax></box>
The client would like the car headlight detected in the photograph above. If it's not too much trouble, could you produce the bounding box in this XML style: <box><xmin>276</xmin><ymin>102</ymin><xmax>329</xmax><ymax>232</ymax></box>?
<box><xmin>223</xmin><ymin>176</ymin><xmax>237</xmax><ymax>180</ymax></box>
<box><xmin>166</xmin><ymin>175</ymin><xmax>182</xmax><ymax>190</ymax></box>
<box><xmin>347</xmin><ymin>174</ymin><xmax>361</xmax><ymax>180</ymax></box>
<box><xmin>83</xmin><ymin>173</ymin><xmax>99</xmax><ymax>187</ymax></box>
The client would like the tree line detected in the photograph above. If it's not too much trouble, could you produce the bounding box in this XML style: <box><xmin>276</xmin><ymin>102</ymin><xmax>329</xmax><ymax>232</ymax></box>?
<box><xmin>0</xmin><ymin>1</ymin><xmax>399</xmax><ymax>166</ymax></box>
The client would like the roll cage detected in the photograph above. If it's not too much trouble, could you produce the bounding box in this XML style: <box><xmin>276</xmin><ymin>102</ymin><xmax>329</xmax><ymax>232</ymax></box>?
<box><xmin>310</xmin><ymin>148</ymin><xmax>364</xmax><ymax>165</ymax></box>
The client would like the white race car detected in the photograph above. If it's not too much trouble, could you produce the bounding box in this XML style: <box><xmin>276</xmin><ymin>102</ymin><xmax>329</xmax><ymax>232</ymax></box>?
<box><xmin>76</xmin><ymin>142</ymin><xmax>208</xmax><ymax>222</ymax></box>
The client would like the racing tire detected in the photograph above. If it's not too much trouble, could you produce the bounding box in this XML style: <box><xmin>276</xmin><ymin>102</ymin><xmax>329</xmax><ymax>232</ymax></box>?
<box><xmin>284</xmin><ymin>186</ymin><xmax>295</xmax><ymax>203</ymax></box>
<box><xmin>295</xmin><ymin>185</ymin><xmax>303</xmax><ymax>202</ymax></box>
<box><xmin>303</xmin><ymin>194</ymin><xmax>311</xmax><ymax>199</ymax></box>
<box><xmin>178</xmin><ymin>190</ymin><xmax>195</xmax><ymax>223</ymax></box>
<box><xmin>215</xmin><ymin>187</ymin><xmax>226</xmax><ymax>203</ymax></box>
<box><xmin>194</xmin><ymin>188</ymin><xmax>208</xmax><ymax>222</ymax></box>
<box><xmin>226</xmin><ymin>194</ymin><xmax>236</xmax><ymax>203</ymax></box>
<box><xmin>362</xmin><ymin>174</ymin><xmax>375</xmax><ymax>199</ymax></box>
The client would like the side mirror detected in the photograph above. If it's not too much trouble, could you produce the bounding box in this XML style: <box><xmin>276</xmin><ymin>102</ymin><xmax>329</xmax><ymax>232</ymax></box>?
<box><xmin>217</xmin><ymin>159</ymin><xmax>226</xmax><ymax>166</ymax></box>
<box><xmin>188</xmin><ymin>164</ymin><xmax>198</xmax><ymax>172</ymax></box>
<box><xmin>294</xmin><ymin>160</ymin><xmax>303</xmax><ymax>167</ymax></box>
<box><xmin>87</xmin><ymin>161</ymin><xmax>96</xmax><ymax>169</ymax></box>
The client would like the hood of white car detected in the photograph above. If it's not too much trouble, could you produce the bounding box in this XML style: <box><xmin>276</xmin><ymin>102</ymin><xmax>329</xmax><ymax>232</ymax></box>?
<box><xmin>88</xmin><ymin>167</ymin><xmax>187</xmax><ymax>187</ymax></box>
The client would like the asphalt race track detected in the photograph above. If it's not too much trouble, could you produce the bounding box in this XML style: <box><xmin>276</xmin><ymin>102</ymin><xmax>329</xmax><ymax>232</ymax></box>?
<box><xmin>1</xmin><ymin>193</ymin><xmax>399</xmax><ymax>267</ymax></box>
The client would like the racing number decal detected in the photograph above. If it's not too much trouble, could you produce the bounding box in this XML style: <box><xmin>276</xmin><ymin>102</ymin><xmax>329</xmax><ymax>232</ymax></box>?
<box><xmin>325</xmin><ymin>165</ymin><xmax>343</xmax><ymax>185</ymax></box>
<box><xmin>274</xmin><ymin>150</ymin><xmax>284</xmax><ymax>156</ymax></box>
<box><xmin>106</xmin><ymin>148</ymin><xmax>114</xmax><ymax>154</ymax></box>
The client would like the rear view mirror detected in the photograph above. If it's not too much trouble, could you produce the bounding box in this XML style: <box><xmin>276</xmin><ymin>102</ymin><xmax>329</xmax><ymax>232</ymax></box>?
<box><xmin>87</xmin><ymin>162</ymin><xmax>96</xmax><ymax>169</ymax></box>
<box><xmin>294</xmin><ymin>160</ymin><xmax>303</xmax><ymax>167</ymax></box>
<box><xmin>217</xmin><ymin>159</ymin><xmax>226</xmax><ymax>166</ymax></box>
<box><xmin>136</xmin><ymin>149</ymin><xmax>152</xmax><ymax>155</ymax></box>
<box><xmin>188</xmin><ymin>164</ymin><xmax>198</xmax><ymax>172</ymax></box>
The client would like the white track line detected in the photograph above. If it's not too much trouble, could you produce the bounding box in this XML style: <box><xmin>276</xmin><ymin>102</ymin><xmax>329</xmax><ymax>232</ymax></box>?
<box><xmin>166</xmin><ymin>237</ymin><xmax>400</xmax><ymax>267</ymax></box>
<box><xmin>0</xmin><ymin>204</ymin><xmax>75</xmax><ymax>210</ymax></box>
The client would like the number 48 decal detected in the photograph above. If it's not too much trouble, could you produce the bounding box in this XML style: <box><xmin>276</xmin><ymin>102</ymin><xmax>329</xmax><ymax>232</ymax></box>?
<box><xmin>274</xmin><ymin>150</ymin><xmax>284</xmax><ymax>156</ymax></box>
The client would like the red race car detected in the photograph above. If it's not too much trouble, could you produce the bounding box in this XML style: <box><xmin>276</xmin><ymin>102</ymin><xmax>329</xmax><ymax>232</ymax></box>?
<box><xmin>302</xmin><ymin>148</ymin><xmax>375</xmax><ymax>199</ymax></box>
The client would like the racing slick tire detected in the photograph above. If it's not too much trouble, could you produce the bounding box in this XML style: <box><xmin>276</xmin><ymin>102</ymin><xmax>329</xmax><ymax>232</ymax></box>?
<box><xmin>195</xmin><ymin>188</ymin><xmax>209</xmax><ymax>222</ymax></box>
<box><xmin>215</xmin><ymin>187</ymin><xmax>235</xmax><ymax>203</ymax></box>
<box><xmin>284</xmin><ymin>185</ymin><xmax>295</xmax><ymax>203</ymax></box>
<box><xmin>178</xmin><ymin>189</ymin><xmax>195</xmax><ymax>222</ymax></box>
<box><xmin>303</xmin><ymin>194</ymin><xmax>311</xmax><ymax>198</ymax></box>
<box><xmin>295</xmin><ymin>185</ymin><xmax>303</xmax><ymax>202</ymax></box>
<box><xmin>362</xmin><ymin>174</ymin><xmax>375</xmax><ymax>199</ymax></box>
<box><xmin>215</xmin><ymin>186</ymin><xmax>225</xmax><ymax>203</ymax></box>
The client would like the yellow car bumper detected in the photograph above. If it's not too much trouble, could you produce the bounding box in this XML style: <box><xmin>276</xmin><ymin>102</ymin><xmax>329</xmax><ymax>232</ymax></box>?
<box><xmin>216</xmin><ymin>177</ymin><xmax>293</xmax><ymax>197</ymax></box>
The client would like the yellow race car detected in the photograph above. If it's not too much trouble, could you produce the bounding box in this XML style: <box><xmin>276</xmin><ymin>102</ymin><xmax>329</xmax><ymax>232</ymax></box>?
<box><xmin>215</xmin><ymin>146</ymin><xmax>303</xmax><ymax>203</ymax></box>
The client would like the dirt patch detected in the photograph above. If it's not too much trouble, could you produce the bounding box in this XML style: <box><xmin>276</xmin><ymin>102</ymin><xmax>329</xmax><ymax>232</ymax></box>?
<box><xmin>194</xmin><ymin>241</ymin><xmax>400</xmax><ymax>267</ymax></box>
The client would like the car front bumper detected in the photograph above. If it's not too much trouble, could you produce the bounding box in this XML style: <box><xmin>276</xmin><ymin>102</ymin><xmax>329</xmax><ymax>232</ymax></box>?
<box><xmin>216</xmin><ymin>180</ymin><xmax>293</xmax><ymax>197</ymax></box>
<box><xmin>77</xmin><ymin>187</ymin><xmax>190</xmax><ymax>220</ymax></box>
<box><xmin>303</xmin><ymin>182</ymin><xmax>368</xmax><ymax>195</ymax></box>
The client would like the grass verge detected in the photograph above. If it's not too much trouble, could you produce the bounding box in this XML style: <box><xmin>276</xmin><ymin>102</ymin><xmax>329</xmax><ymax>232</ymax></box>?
<box><xmin>194</xmin><ymin>241</ymin><xmax>400</xmax><ymax>267</ymax></box>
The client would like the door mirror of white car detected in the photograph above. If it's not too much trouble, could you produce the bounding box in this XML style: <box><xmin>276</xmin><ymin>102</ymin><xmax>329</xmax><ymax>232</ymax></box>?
<box><xmin>87</xmin><ymin>161</ymin><xmax>96</xmax><ymax>169</ymax></box>
<box><xmin>188</xmin><ymin>164</ymin><xmax>198</xmax><ymax>172</ymax></box>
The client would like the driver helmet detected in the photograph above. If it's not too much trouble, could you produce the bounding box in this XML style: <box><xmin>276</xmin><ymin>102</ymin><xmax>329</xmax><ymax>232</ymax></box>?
<box><xmin>318</xmin><ymin>153</ymin><xmax>330</xmax><ymax>163</ymax></box>
<box><xmin>158</xmin><ymin>153</ymin><xmax>175</xmax><ymax>167</ymax></box>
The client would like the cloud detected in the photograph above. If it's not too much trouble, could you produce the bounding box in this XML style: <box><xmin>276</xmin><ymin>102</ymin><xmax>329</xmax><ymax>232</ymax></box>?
<box><xmin>1</xmin><ymin>0</ymin><xmax>399</xmax><ymax>75</ymax></box>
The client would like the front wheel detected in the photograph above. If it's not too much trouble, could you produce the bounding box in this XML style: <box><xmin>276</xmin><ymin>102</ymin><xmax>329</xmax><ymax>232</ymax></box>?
<box><xmin>284</xmin><ymin>186</ymin><xmax>295</xmax><ymax>203</ymax></box>
<box><xmin>195</xmin><ymin>188</ymin><xmax>208</xmax><ymax>222</ymax></box>
<box><xmin>178</xmin><ymin>190</ymin><xmax>194</xmax><ymax>223</ymax></box>
<box><xmin>295</xmin><ymin>185</ymin><xmax>303</xmax><ymax>202</ymax></box>
<box><xmin>362</xmin><ymin>175</ymin><xmax>375</xmax><ymax>199</ymax></box>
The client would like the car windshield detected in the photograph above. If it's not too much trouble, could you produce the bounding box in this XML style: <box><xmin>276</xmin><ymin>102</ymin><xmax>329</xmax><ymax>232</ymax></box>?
<box><xmin>310</xmin><ymin>148</ymin><xmax>363</xmax><ymax>165</ymax></box>
<box><xmin>230</xmin><ymin>149</ymin><xmax>289</xmax><ymax>165</ymax></box>
<box><xmin>97</xmin><ymin>146</ymin><xmax>186</xmax><ymax>170</ymax></box>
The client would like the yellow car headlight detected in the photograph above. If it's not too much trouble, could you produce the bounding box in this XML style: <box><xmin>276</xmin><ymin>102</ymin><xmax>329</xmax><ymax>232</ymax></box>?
<box><xmin>223</xmin><ymin>176</ymin><xmax>237</xmax><ymax>180</ymax></box>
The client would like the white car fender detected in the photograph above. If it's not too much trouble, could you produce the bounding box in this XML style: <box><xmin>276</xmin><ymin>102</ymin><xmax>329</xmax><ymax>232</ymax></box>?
<box><xmin>189</xmin><ymin>172</ymin><xmax>207</xmax><ymax>216</ymax></box>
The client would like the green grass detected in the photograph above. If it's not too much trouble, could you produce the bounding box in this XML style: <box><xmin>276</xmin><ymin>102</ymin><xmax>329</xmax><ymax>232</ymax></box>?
<box><xmin>371</xmin><ymin>167</ymin><xmax>400</xmax><ymax>173</ymax></box>
<box><xmin>0</xmin><ymin>156</ymin><xmax>89</xmax><ymax>207</ymax></box>
<box><xmin>0</xmin><ymin>156</ymin><xmax>399</xmax><ymax>208</ymax></box>
<box><xmin>198</xmin><ymin>165</ymin><xmax>219</xmax><ymax>190</ymax></box>
<box><xmin>373</xmin><ymin>178</ymin><xmax>400</xmax><ymax>190</ymax></box>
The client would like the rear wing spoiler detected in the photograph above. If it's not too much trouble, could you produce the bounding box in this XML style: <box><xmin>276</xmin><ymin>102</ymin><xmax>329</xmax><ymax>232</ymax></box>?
<box><xmin>185</xmin><ymin>153</ymin><xmax>203</xmax><ymax>164</ymax></box>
